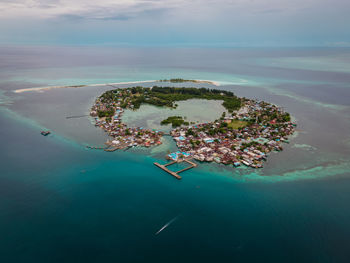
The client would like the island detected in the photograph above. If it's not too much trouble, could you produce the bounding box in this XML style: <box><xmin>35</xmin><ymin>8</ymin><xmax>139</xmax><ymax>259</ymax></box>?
<box><xmin>90</xmin><ymin>86</ymin><xmax>296</xmax><ymax>169</ymax></box>
<box><xmin>160</xmin><ymin>116</ymin><xmax>189</xmax><ymax>127</ymax></box>
<box><xmin>159</xmin><ymin>78</ymin><xmax>219</xmax><ymax>85</ymax></box>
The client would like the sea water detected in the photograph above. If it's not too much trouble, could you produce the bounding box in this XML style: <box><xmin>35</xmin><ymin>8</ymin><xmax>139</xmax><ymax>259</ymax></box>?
<box><xmin>0</xmin><ymin>46</ymin><xmax>350</xmax><ymax>262</ymax></box>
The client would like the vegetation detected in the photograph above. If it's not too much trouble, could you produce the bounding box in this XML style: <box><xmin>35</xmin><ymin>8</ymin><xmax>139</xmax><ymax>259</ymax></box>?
<box><xmin>145</xmin><ymin>86</ymin><xmax>241</xmax><ymax>111</ymax></box>
<box><xmin>99</xmin><ymin>86</ymin><xmax>242</xmax><ymax>113</ymax></box>
<box><xmin>227</xmin><ymin>120</ymin><xmax>249</xmax><ymax>129</ymax></box>
<box><xmin>159</xmin><ymin>78</ymin><xmax>196</xmax><ymax>83</ymax></box>
<box><xmin>160</xmin><ymin>116</ymin><xmax>189</xmax><ymax>127</ymax></box>
<box><xmin>97</xmin><ymin>109</ymin><xmax>115</xmax><ymax>118</ymax></box>
<box><xmin>281</xmin><ymin>112</ymin><xmax>291</xmax><ymax>122</ymax></box>
<box><xmin>222</xmin><ymin>99</ymin><xmax>242</xmax><ymax>112</ymax></box>
<box><xmin>185</xmin><ymin>128</ymin><xmax>196</xmax><ymax>137</ymax></box>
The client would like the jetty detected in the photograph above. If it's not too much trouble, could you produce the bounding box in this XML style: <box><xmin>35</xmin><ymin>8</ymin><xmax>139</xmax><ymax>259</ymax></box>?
<box><xmin>154</xmin><ymin>159</ymin><xmax>197</xmax><ymax>180</ymax></box>
<box><xmin>104</xmin><ymin>147</ymin><xmax>119</xmax><ymax>152</ymax></box>
<box><xmin>86</xmin><ymin>145</ymin><xmax>106</xmax><ymax>150</ymax></box>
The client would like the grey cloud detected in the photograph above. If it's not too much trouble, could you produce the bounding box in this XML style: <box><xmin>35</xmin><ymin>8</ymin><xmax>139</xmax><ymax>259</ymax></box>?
<box><xmin>1</xmin><ymin>0</ymin><xmax>350</xmax><ymax>22</ymax></box>
<box><xmin>59</xmin><ymin>14</ymin><xmax>133</xmax><ymax>21</ymax></box>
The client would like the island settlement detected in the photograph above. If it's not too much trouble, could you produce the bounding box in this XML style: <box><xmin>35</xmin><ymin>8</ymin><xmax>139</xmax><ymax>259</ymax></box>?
<box><xmin>90</xmin><ymin>86</ymin><xmax>296</xmax><ymax>169</ymax></box>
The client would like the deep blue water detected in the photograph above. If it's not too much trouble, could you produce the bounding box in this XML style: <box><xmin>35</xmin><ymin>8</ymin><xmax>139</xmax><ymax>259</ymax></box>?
<box><xmin>1</xmin><ymin>46</ymin><xmax>350</xmax><ymax>262</ymax></box>
<box><xmin>1</xmin><ymin>111</ymin><xmax>350</xmax><ymax>263</ymax></box>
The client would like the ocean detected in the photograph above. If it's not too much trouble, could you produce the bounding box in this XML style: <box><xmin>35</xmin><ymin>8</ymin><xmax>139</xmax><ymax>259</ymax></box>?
<box><xmin>0</xmin><ymin>46</ymin><xmax>350</xmax><ymax>262</ymax></box>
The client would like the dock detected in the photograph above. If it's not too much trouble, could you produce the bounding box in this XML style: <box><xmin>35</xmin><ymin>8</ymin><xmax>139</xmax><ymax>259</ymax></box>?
<box><xmin>153</xmin><ymin>159</ymin><xmax>198</xmax><ymax>180</ymax></box>
<box><xmin>86</xmin><ymin>145</ymin><xmax>106</xmax><ymax>150</ymax></box>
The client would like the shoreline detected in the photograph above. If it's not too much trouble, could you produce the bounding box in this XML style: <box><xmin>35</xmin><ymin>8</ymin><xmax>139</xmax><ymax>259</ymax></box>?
<box><xmin>193</xmin><ymin>79</ymin><xmax>220</xmax><ymax>86</ymax></box>
<box><xmin>91</xmin><ymin>86</ymin><xmax>296</xmax><ymax>169</ymax></box>
<box><xmin>13</xmin><ymin>79</ymin><xmax>220</xmax><ymax>94</ymax></box>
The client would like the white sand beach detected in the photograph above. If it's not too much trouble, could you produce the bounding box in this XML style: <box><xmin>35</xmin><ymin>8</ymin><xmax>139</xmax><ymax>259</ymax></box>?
<box><xmin>13</xmin><ymin>79</ymin><xmax>220</xmax><ymax>93</ymax></box>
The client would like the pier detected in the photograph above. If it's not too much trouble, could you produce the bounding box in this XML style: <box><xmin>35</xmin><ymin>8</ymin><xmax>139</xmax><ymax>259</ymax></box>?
<box><xmin>86</xmin><ymin>145</ymin><xmax>107</xmax><ymax>150</ymax></box>
<box><xmin>153</xmin><ymin>159</ymin><xmax>198</xmax><ymax>180</ymax></box>
<box><xmin>104</xmin><ymin>147</ymin><xmax>119</xmax><ymax>152</ymax></box>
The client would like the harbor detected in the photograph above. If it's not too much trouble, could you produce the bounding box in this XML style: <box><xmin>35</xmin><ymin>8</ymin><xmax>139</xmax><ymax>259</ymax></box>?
<box><xmin>154</xmin><ymin>158</ymin><xmax>198</xmax><ymax>180</ymax></box>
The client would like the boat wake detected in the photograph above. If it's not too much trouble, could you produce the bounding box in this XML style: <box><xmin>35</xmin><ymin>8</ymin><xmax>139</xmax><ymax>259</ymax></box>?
<box><xmin>155</xmin><ymin>215</ymin><xmax>180</xmax><ymax>235</ymax></box>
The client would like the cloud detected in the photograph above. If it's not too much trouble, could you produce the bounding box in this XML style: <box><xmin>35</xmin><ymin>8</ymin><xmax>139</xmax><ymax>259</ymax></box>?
<box><xmin>0</xmin><ymin>0</ymin><xmax>349</xmax><ymax>46</ymax></box>
<box><xmin>0</xmin><ymin>0</ymin><xmax>183</xmax><ymax>20</ymax></box>
<box><xmin>0</xmin><ymin>0</ymin><xmax>347</xmax><ymax>22</ymax></box>
<box><xmin>1</xmin><ymin>0</ymin><xmax>349</xmax><ymax>24</ymax></box>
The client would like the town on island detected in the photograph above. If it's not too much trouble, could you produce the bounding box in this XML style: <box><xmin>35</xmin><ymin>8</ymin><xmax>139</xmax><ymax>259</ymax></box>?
<box><xmin>90</xmin><ymin>82</ymin><xmax>296</xmax><ymax>178</ymax></box>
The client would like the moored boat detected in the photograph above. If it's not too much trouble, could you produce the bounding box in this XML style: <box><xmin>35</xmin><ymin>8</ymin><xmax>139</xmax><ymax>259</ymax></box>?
<box><xmin>41</xmin><ymin>130</ymin><xmax>51</xmax><ymax>136</ymax></box>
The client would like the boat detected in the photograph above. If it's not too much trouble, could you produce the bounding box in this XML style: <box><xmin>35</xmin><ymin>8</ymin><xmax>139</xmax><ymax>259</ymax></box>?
<box><xmin>233</xmin><ymin>162</ymin><xmax>241</xmax><ymax>167</ymax></box>
<box><xmin>41</xmin><ymin>130</ymin><xmax>51</xmax><ymax>136</ymax></box>
<box><xmin>242</xmin><ymin>160</ymin><xmax>250</xmax><ymax>166</ymax></box>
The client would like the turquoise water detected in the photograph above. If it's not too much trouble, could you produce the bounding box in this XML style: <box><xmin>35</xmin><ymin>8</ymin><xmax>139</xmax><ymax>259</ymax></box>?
<box><xmin>1</xmin><ymin>46</ymin><xmax>350</xmax><ymax>262</ymax></box>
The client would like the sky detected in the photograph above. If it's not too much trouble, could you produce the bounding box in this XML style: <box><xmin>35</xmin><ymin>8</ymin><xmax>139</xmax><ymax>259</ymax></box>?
<box><xmin>0</xmin><ymin>0</ymin><xmax>349</xmax><ymax>46</ymax></box>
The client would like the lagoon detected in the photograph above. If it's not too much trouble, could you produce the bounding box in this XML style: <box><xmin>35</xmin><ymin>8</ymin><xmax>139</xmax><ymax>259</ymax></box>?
<box><xmin>122</xmin><ymin>99</ymin><xmax>226</xmax><ymax>132</ymax></box>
